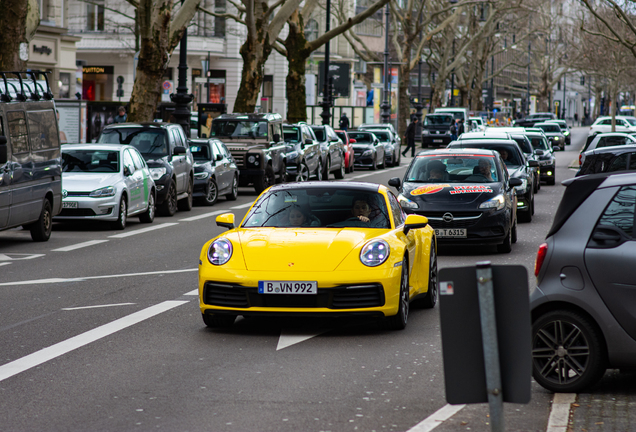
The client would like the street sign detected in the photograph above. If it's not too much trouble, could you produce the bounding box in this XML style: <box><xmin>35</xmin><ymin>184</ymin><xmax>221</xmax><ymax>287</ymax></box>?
<box><xmin>163</xmin><ymin>81</ymin><xmax>171</xmax><ymax>90</ymax></box>
<box><xmin>438</xmin><ymin>264</ymin><xmax>531</xmax><ymax>405</ymax></box>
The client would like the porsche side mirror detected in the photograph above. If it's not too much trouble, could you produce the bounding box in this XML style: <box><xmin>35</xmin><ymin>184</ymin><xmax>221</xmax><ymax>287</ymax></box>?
<box><xmin>509</xmin><ymin>178</ymin><xmax>523</xmax><ymax>187</ymax></box>
<box><xmin>403</xmin><ymin>214</ymin><xmax>428</xmax><ymax>236</ymax></box>
<box><xmin>388</xmin><ymin>177</ymin><xmax>402</xmax><ymax>189</ymax></box>
<box><xmin>528</xmin><ymin>160</ymin><xmax>540</xmax><ymax>168</ymax></box>
<box><xmin>216</xmin><ymin>213</ymin><xmax>235</xmax><ymax>230</ymax></box>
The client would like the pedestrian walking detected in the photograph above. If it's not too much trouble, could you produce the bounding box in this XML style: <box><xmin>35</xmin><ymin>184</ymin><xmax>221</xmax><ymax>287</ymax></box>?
<box><xmin>339</xmin><ymin>113</ymin><xmax>350</xmax><ymax>131</ymax></box>
<box><xmin>114</xmin><ymin>106</ymin><xmax>127</xmax><ymax>123</ymax></box>
<box><xmin>402</xmin><ymin>117</ymin><xmax>418</xmax><ymax>157</ymax></box>
<box><xmin>450</xmin><ymin>119</ymin><xmax>458</xmax><ymax>141</ymax></box>
<box><xmin>457</xmin><ymin>119</ymin><xmax>465</xmax><ymax>136</ymax></box>
<box><xmin>574</xmin><ymin>112</ymin><xmax>579</xmax><ymax>126</ymax></box>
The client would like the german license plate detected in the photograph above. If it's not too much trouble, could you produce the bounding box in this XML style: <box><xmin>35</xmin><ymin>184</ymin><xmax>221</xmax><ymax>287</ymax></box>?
<box><xmin>435</xmin><ymin>228</ymin><xmax>467</xmax><ymax>238</ymax></box>
<box><xmin>433</xmin><ymin>139</ymin><xmax>443</xmax><ymax>143</ymax></box>
<box><xmin>62</xmin><ymin>201</ymin><xmax>78</xmax><ymax>209</ymax></box>
<box><xmin>258</xmin><ymin>281</ymin><xmax>318</xmax><ymax>294</ymax></box>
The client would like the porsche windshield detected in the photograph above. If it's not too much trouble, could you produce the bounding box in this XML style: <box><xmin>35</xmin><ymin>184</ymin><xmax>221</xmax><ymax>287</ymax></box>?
<box><xmin>98</xmin><ymin>128</ymin><xmax>168</xmax><ymax>158</ymax></box>
<box><xmin>63</xmin><ymin>150</ymin><xmax>120</xmax><ymax>173</ymax></box>
<box><xmin>405</xmin><ymin>155</ymin><xmax>499</xmax><ymax>183</ymax></box>
<box><xmin>210</xmin><ymin>120</ymin><xmax>269</xmax><ymax>139</ymax></box>
<box><xmin>242</xmin><ymin>188</ymin><xmax>391</xmax><ymax>229</ymax></box>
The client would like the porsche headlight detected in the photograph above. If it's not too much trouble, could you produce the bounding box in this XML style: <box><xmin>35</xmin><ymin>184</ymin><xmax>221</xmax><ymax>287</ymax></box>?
<box><xmin>398</xmin><ymin>193</ymin><xmax>418</xmax><ymax>209</ymax></box>
<box><xmin>479</xmin><ymin>194</ymin><xmax>505</xmax><ymax>210</ymax></box>
<box><xmin>89</xmin><ymin>186</ymin><xmax>115</xmax><ymax>197</ymax></box>
<box><xmin>208</xmin><ymin>238</ymin><xmax>233</xmax><ymax>265</ymax></box>
<box><xmin>360</xmin><ymin>240</ymin><xmax>390</xmax><ymax>267</ymax></box>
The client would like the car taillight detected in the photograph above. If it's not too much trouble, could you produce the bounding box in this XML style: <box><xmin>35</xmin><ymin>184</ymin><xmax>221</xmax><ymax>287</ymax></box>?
<box><xmin>579</xmin><ymin>154</ymin><xmax>582</xmax><ymax>165</ymax></box>
<box><xmin>535</xmin><ymin>243</ymin><xmax>548</xmax><ymax>277</ymax></box>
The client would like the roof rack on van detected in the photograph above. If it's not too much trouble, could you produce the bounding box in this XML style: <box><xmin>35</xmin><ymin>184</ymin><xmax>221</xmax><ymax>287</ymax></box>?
<box><xmin>0</xmin><ymin>71</ymin><xmax>54</xmax><ymax>103</ymax></box>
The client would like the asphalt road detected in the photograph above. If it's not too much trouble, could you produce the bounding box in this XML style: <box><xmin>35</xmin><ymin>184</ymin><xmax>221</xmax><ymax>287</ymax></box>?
<box><xmin>0</xmin><ymin>129</ymin><xmax>587</xmax><ymax>432</ymax></box>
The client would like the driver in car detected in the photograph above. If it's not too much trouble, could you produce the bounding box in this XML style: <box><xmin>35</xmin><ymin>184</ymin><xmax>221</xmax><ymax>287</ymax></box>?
<box><xmin>477</xmin><ymin>158</ymin><xmax>494</xmax><ymax>181</ymax></box>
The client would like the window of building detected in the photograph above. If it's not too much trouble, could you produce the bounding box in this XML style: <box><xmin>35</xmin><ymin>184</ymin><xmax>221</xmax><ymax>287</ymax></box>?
<box><xmin>305</xmin><ymin>19</ymin><xmax>319</xmax><ymax>42</ymax></box>
<box><xmin>215</xmin><ymin>0</ymin><xmax>226</xmax><ymax>37</ymax></box>
<box><xmin>354</xmin><ymin>0</ymin><xmax>382</xmax><ymax>37</ymax></box>
<box><xmin>87</xmin><ymin>2</ymin><xmax>105</xmax><ymax>31</ymax></box>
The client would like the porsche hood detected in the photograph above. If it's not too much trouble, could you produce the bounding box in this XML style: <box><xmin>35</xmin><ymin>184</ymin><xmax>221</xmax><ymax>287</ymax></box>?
<box><xmin>237</xmin><ymin>228</ymin><xmax>379</xmax><ymax>272</ymax></box>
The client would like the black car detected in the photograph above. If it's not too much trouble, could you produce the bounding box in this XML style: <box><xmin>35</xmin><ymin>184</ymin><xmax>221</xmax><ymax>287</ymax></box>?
<box><xmin>531</xmin><ymin>172</ymin><xmax>636</xmax><ymax>392</ymax></box>
<box><xmin>309</xmin><ymin>124</ymin><xmax>346</xmax><ymax>179</ymax></box>
<box><xmin>534</xmin><ymin>122</ymin><xmax>566</xmax><ymax>150</ymax></box>
<box><xmin>577</xmin><ymin>144</ymin><xmax>636</xmax><ymax>177</ymax></box>
<box><xmin>509</xmin><ymin>133</ymin><xmax>540</xmax><ymax>193</ymax></box>
<box><xmin>448</xmin><ymin>140</ymin><xmax>538</xmax><ymax>222</ymax></box>
<box><xmin>282</xmin><ymin>124</ymin><xmax>323</xmax><ymax>181</ymax></box>
<box><xmin>98</xmin><ymin>122</ymin><xmax>194</xmax><ymax>216</ymax></box>
<box><xmin>189</xmin><ymin>139</ymin><xmax>239</xmax><ymax>205</ymax></box>
<box><xmin>348</xmin><ymin>131</ymin><xmax>385</xmax><ymax>170</ymax></box>
<box><xmin>421</xmin><ymin>113</ymin><xmax>454</xmax><ymax>147</ymax></box>
<box><xmin>512</xmin><ymin>112</ymin><xmax>556</xmax><ymax>127</ymax></box>
<box><xmin>364</xmin><ymin>129</ymin><xmax>401</xmax><ymax>167</ymax></box>
<box><xmin>388</xmin><ymin>148</ymin><xmax>522</xmax><ymax>253</ymax></box>
<box><xmin>524</xmin><ymin>131</ymin><xmax>557</xmax><ymax>185</ymax></box>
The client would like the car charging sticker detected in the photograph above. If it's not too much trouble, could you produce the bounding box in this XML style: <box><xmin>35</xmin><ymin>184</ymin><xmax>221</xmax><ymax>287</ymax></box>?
<box><xmin>410</xmin><ymin>184</ymin><xmax>451</xmax><ymax>195</ymax></box>
<box><xmin>450</xmin><ymin>185</ymin><xmax>493</xmax><ymax>194</ymax></box>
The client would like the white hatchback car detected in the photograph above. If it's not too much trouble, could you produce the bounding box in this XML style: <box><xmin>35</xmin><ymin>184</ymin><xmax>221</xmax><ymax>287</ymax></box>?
<box><xmin>588</xmin><ymin>116</ymin><xmax>636</xmax><ymax>137</ymax></box>
<box><xmin>57</xmin><ymin>144</ymin><xmax>156</xmax><ymax>229</ymax></box>
<box><xmin>579</xmin><ymin>133</ymin><xmax>636</xmax><ymax>165</ymax></box>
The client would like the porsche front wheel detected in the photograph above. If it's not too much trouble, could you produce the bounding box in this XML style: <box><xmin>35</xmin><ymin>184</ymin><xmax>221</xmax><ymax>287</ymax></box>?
<box><xmin>419</xmin><ymin>246</ymin><xmax>438</xmax><ymax>309</ymax></box>
<box><xmin>383</xmin><ymin>256</ymin><xmax>409</xmax><ymax>330</ymax></box>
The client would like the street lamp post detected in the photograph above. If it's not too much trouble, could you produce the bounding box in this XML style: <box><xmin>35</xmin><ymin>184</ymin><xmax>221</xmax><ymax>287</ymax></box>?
<box><xmin>380</xmin><ymin>3</ymin><xmax>391</xmax><ymax>123</ymax></box>
<box><xmin>449</xmin><ymin>39</ymin><xmax>455</xmax><ymax>107</ymax></box>
<box><xmin>320</xmin><ymin>0</ymin><xmax>332</xmax><ymax>126</ymax></box>
<box><xmin>170</xmin><ymin>19</ymin><xmax>194</xmax><ymax>138</ymax></box>
<box><xmin>562</xmin><ymin>73</ymin><xmax>567</xmax><ymax>120</ymax></box>
<box><xmin>526</xmin><ymin>40</ymin><xmax>531</xmax><ymax>115</ymax></box>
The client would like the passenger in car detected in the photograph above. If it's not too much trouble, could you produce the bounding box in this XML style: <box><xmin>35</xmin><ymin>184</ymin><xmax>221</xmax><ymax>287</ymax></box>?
<box><xmin>288</xmin><ymin>204</ymin><xmax>320</xmax><ymax>227</ymax></box>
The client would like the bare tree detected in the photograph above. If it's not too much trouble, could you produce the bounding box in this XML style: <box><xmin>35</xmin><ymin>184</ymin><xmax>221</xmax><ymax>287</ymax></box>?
<box><xmin>0</xmin><ymin>0</ymin><xmax>39</xmax><ymax>71</ymax></box>
<box><xmin>126</xmin><ymin>0</ymin><xmax>202</xmax><ymax>122</ymax></box>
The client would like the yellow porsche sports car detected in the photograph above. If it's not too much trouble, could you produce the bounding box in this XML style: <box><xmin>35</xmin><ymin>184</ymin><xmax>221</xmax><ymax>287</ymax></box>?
<box><xmin>198</xmin><ymin>181</ymin><xmax>437</xmax><ymax>330</ymax></box>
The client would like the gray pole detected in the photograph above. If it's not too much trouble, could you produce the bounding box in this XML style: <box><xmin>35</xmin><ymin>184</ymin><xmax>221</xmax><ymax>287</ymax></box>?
<box><xmin>588</xmin><ymin>76</ymin><xmax>591</xmax><ymax>124</ymax></box>
<box><xmin>490</xmin><ymin>54</ymin><xmax>494</xmax><ymax>113</ymax></box>
<box><xmin>320</xmin><ymin>0</ymin><xmax>332</xmax><ymax>125</ymax></box>
<box><xmin>546</xmin><ymin>38</ymin><xmax>551</xmax><ymax>110</ymax></box>
<box><xmin>562</xmin><ymin>73</ymin><xmax>567</xmax><ymax>120</ymax></box>
<box><xmin>476</xmin><ymin>261</ymin><xmax>504</xmax><ymax>432</ymax></box>
<box><xmin>380</xmin><ymin>4</ymin><xmax>391</xmax><ymax>123</ymax></box>
<box><xmin>170</xmin><ymin>3</ymin><xmax>193</xmax><ymax>138</ymax></box>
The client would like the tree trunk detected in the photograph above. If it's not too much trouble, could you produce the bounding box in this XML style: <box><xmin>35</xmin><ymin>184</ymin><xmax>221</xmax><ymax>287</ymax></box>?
<box><xmin>233</xmin><ymin>34</ymin><xmax>271</xmax><ymax>113</ymax></box>
<box><xmin>0</xmin><ymin>0</ymin><xmax>37</xmax><ymax>71</ymax></box>
<box><xmin>128</xmin><ymin>24</ymin><xmax>171</xmax><ymax>122</ymax></box>
<box><xmin>284</xmin><ymin>12</ymin><xmax>311</xmax><ymax>123</ymax></box>
<box><xmin>397</xmin><ymin>65</ymin><xmax>411</xmax><ymax>139</ymax></box>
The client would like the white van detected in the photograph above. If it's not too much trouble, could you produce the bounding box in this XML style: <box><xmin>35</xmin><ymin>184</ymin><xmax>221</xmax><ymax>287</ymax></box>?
<box><xmin>433</xmin><ymin>107</ymin><xmax>469</xmax><ymax>125</ymax></box>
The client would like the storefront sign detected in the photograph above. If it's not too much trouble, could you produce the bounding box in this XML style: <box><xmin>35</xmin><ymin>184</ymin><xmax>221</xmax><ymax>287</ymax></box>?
<box><xmin>33</xmin><ymin>45</ymin><xmax>52</xmax><ymax>55</ymax></box>
<box><xmin>82</xmin><ymin>66</ymin><xmax>114</xmax><ymax>75</ymax></box>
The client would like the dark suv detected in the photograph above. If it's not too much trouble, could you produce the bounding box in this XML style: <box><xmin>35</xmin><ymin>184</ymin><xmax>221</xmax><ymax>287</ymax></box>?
<box><xmin>210</xmin><ymin>113</ymin><xmax>287</xmax><ymax>193</ymax></box>
<box><xmin>98</xmin><ymin>123</ymin><xmax>194</xmax><ymax>216</ymax></box>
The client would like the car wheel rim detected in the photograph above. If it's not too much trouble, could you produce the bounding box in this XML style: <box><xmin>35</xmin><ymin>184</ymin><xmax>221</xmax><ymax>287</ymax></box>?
<box><xmin>169</xmin><ymin>185</ymin><xmax>177</xmax><ymax>212</ymax></box>
<box><xmin>401</xmin><ymin>260</ymin><xmax>409</xmax><ymax>324</ymax></box>
<box><xmin>533</xmin><ymin>320</ymin><xmax>591</xmax><ymax>386</ymax></box>
<box><xmin>120</xmin><ymin>200</ymin><xmax>127</xmax><ymax>227</ymax></box>
<box><xmin>317</xmin><ymin>162</ymin><xmax>323</xmax><ymax>181</ymax></box>
<box><xmin>43</xmin><ymin>207</ymin><xmax>52</xmax><ymax>233</ymax></box>
<box><xmin>148</xmin><ymin>194</ymin><xmax>155</xmax><ymax>218</ymax></box>
<box><xmin>232</xmin><ymin>177</ymin><xmax>238</xmax><ymax>196</ymax></box>
<box><xmin>429</xmin><ymin>249</ymin><xmax>438</xmax><ymax>305</ymax></box>
<box><xmin>207</xmin><ymin>180</ymin><xmax>218</xmax><ymax>203</ymax></box>
<box><xmin>298</xmin><ymin>164</ymin><xmax>309</xmax><ymax>181</ymax></box>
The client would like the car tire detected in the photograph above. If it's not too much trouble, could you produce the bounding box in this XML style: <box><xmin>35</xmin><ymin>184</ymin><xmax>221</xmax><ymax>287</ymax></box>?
<box><xmin>511</xmin><ymin>218</ymin><xmax>518</xmax><ymax>244</ymax></box>
<box><xmin>112</xmin><ymin>196</ymin><xmax>127</xmax><ymax>230</ymax></box>
<box><xmin>295</xmin><ymin>162</ymin><xmax>310</xmax><ymax>182</ymax></box>
<box><xmin>29</xmin><ymin>199</ymin><xmax>53</xmax><ymax>242</ymax></box>
<box><xmin>202</xmin><ymin>178</ymin><xmax>218</xmax><ymax>206</ymax></box>
<box><xmin>378</xmin><ymin>155</ymin><xmax>385</xmax><ymax>169</ymax></box>
<box><xmin>276</xmin><ymin>161</ymin><xmax>286</xmax><ymax>184</ymax></box>
<box><xmin>334</xmin><ymin>156</ymin><xmax>345</xmax><ymax>179</ymax></box>
<box><xmin>202</xmin><ymin>313</ymin><xmax>236</xmax><ymax>328</ymax></box>
<box><xmin>139</xmin><ymin>191</ymin><xmax>155</xmax><ymax>223</ymax></box>
<box><xmin>226</xmin><ymin>175</ymin><xmax>239</xmax><ymax>201</ymax></box>
<box><xmin>395</xmin><ymin>151</ymin><xmax>401</xmax><ymax>166</ymax></box>
<box><xmin>418</xmin><ymin>245</ymin><xmax>438</xmax><ymax>309</ymax></box>
<box><xmin>177</xmin><ymin>177</ymin><xmax>194</xmax><ymax>211</ymax></box>
<box><xmin>519</xmin><ymin>202</ymin><xmax>532</xmax><ymax>223</ymax></box>
<box><xmin>350</xmin><ymin>155</ymin><xmax>355</xmax><ymax>173</ymax></box>
<box><xmin>382</xmin><ymin>255</ymin><xmax>410</xmax><ymax>330</ymax></box>
<box><xmin>254</xmin><ymin>165</ymin><xmax>275</xmax><ymax>193</ymax></box>
<box><xmin>315</xmin><ymin>160</ymin><xmax>324</xmax><ymax>181</ymax></box>
<box><xmin>159</xmin><ymin>181</ymin><xmax>178</xmax><ymax>216</ymax></box>
<box><xmin>371</xmin><ymin>156</ymin><xmax>377</xmax><ymax>171</ymax></box>
<box><xmin>547</xmin><ymin>175</ymin><xmax>556</xmax><ymax>186</ymax></box>
<box><xmin>532</xmin><ymin>310</ymin><xmax>607</xmax><ymax>393</ymax></box>
<box><xmin>323</xmin><ymin>157</ymin><xmax>331</xmax><ymax>180</ymax></box>
<box><xmin>497</xmin><ymin>225</ymin><xmax>512</xmax><ymax>253</ymax></box>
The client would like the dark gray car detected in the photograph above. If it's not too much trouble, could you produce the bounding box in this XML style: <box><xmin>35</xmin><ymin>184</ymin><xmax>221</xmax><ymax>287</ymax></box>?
<box><xmin>531</xmin><ymin>172</ymin><xmax>636</xmax><ymax>392</ymax></box>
